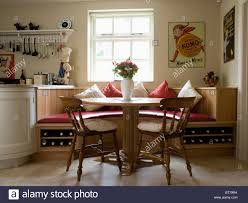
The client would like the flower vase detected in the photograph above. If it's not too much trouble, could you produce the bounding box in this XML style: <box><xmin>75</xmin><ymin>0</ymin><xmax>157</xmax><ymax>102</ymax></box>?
<box><xmin>121</xmin><ymin>79</ymin><xmax>134</xmax><ymax>101</ymax></box>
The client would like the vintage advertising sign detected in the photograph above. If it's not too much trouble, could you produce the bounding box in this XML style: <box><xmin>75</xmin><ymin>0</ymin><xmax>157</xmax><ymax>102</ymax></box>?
<box><xmin>224</xmin><ymin>7</ymin><xmax>235</xmax><ymax>63</ymax></box>
<box><xmin>168</xmin><ymin>22</ymin><xmax>205</xmax><ymax>68</ymax></box>
<box><xmin>0</xmin><ymin>53</ymin><xmax>15</xmax><ymax>79</ymax></box>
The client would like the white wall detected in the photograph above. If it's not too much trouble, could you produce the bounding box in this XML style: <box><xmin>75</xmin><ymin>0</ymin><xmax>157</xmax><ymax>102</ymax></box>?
<box><xmin>0</xmin><ymin>0</ymin><xmax>220</xmax><ymax>88</ymax></box>
<box><xmin>220</xmin><ymin>0</ymin><xmax>248</xmax><ymax>161</ymax></box>
<box><xmin>236</xmin><ymin>0</ymin><xmax>248</xmax><ymax>161</ymax></box>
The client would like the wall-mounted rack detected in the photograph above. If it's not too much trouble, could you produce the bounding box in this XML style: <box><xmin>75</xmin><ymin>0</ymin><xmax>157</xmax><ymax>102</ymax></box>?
<box><xmin>0</xmin><ymin>29</ymin><xmax>74</xmax><ymax>43</ymax></box>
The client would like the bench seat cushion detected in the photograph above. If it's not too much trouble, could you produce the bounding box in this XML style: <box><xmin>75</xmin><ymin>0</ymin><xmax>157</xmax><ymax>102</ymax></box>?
<box><xmin>38</xmin><ymin>110</ymin><xmax>215</xmax><ymax>124</ymax></box>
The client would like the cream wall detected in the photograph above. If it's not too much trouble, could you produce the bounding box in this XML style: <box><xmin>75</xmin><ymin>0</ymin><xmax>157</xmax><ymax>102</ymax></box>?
<box><xmin>220</xmin><ymin>0</ymin><xmax>248</xmax><ymax>161</ymax></box>
<box><xmin>0</xmin><ymin>0</ymin><xmax>220</xmax><ymax>88</ymax></box>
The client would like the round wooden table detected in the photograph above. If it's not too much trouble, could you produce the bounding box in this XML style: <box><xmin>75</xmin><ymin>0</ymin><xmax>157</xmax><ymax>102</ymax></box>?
<box><xmin>80</xmin><ymin>97</ymin><xmax>162</xmax><ymax>175</ymax></box>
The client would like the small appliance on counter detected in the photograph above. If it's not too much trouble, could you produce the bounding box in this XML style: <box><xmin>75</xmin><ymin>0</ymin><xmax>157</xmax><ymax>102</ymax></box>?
<box><xmin>26</xmin><ymin>78</ymin><xmax>33</xmax><ymax>85</ymax></box>
<box><xmin>47</xmin><ymin>73</ymin><xmax>54</xmax><ymax>85</ymax></box>
<box><xmin>33</xmin><ymin>73</ymin><xmax>48</xmax><ymax>85</ymax></box>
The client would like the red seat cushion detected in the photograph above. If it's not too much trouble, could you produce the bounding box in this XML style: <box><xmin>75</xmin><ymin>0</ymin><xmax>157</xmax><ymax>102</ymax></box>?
<box><xmin>38</xmin><ymin>110</ymin><xmax>215</xmax><ymax>124</ymax></box>
<box><xmin>38</xmin><ymin>111</ymin><xmax>123</xmax><ymax>123</ymax></box>
<box><xmin>139</xmin><ymin>110</ymin><xmax>215</xmax><ymax>121</ymax></box>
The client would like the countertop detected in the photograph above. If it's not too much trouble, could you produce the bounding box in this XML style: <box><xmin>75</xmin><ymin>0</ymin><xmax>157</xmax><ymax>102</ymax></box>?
<box><xmin>0</xmin><ymin>84</ymin><xmax>77</xmax><ymax>90</ymax></box>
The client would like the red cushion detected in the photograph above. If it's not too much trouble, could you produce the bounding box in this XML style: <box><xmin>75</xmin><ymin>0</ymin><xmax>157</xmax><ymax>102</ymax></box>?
<box><xmin>139</xmin><ymin>110</ymin><xmax>215</xmax><ymax>121</ymax></box>
<box><xmin>38</xmin><ymin>110</ymin><xmax>215</xmax><ymax>124</ymax></box>
<box><xmin>102</xmin><ymin>83</ymin><xmax>122</xmax><ymax>110</ymax></box>
<box><xmin>148</xmin><ymin>80</ymin><xmax>176</xmax><ymax>98</ymax></box>
<box><xmin>102</xmin><ymin>83</ymin><xmax>122</xmax><ymax>97</ymax></box>
<box><xmin>38</xmin><ymin>111</ymin><xmax>123</xmax><ymax>123</ymax></box>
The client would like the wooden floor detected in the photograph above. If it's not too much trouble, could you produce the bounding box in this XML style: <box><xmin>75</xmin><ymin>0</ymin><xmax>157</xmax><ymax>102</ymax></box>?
<box><xmin>0</xmin><ymin>156</ymin><xmax>248</xmax><ymax>186</ymax></box>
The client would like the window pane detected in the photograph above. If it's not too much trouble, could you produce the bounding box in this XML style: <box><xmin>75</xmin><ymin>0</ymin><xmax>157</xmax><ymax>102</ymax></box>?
<box><xmin>94</xmin><ymin>60</ymin><xmax>114</xmax><ymax>81</ymax></box>
<box><xmin>96</xmin><ymin>41</ymin><xmax>112</xmax><ymax>59</ymax></box>
<box><xmin>132</xmin><ymin>17</ymin><xmax>150</xmax><ymax>34</ymax></box>
<box><xmin>133</xmin><ymin>60</ymin><xmax>153</xmax><ymax>81</ymax></box>
<box><xmin>132</xmin><ymin>41</ymin><xmax>150</xmax><ymax>59</ymax></box>
<box><xmin>114</xmin><ymin>41</ymin><xmax>131</xmax><ymax>60</ymax></box>
<box><xmin>95</xmin><ymin>18</ymin><xmax>112</xmax><ymax>35</ymax></box>
<box><xmin>114</xmin><ymin>17</ymin><xmax>131</xmax><ymax>34</ymax></box>
<box><xmin>90</xmin><ymin>12</ymin><xmax>154</xmax><ymax>82</ymax></box>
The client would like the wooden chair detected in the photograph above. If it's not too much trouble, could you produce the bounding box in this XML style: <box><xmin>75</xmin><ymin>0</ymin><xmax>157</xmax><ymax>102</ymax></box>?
<box><xmin>60</xmin><ymin>96</ymin><xmax>122</xmax><ymax>181</ymax></box>
<box><xmin>137</xmin><ymin>97</ymin><xmax>195</xmax><ymax>185</ymax></box>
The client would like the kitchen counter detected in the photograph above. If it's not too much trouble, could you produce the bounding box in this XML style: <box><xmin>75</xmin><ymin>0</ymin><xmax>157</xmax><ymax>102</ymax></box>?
<box><xmin>0</xmin><ymin>84</ymin><xmax>76</xmax><ymax>90</ymax></box>
<box><xmin>0</xmin><ymin>86</ymin><xmax>36</xmax><ymax>169</ymax></box>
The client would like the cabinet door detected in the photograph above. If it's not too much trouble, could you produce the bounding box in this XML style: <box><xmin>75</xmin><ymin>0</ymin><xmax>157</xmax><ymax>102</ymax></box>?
<box><xmin>0</xmin><ymin>89</ymin><xmax>36</xmax><ymax>159</ymax></box>
<box><xmin>216</xmin><ymin>88</ymin><xmax>237</xmax><ymax>121</ymax></box>
<box><xmin>37</xmin><ymin>89</ymin><xmax>48</xmax><ymax>121</ymax></box>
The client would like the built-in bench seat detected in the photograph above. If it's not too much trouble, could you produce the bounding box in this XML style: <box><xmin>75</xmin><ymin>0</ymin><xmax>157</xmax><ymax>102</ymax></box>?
<box><xmin>35</xmin><ymin>87</ymin><xmax>237</xmax><ymax>157</ymax></box>
<box><xmin>37</xmin><ymin>110</ymin><xmax>215</xmax><ymax>124</ymax></box>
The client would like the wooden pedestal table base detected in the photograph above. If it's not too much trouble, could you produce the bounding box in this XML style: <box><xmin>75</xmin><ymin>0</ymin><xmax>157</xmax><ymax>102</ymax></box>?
<box><xmin>120</xmin><ymin>106</ymin><xmax>139</xmax><ymax>175</ymax></box>
<box><xmin>79</xmin><ymin>97</ymin><xmax>162</xmax><ymax>176</ymax></box>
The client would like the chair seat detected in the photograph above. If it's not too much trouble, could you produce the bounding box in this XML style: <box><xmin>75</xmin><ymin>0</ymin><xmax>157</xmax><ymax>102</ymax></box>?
<box><xmin>138</xmin><ymin>119</ymin><xmax>177</xmax><ymax>133</ymax></box>
<box><xmin>85</xmin><ymin>119</ymin><xmax>117</xmax><ymax>132</ymax></box>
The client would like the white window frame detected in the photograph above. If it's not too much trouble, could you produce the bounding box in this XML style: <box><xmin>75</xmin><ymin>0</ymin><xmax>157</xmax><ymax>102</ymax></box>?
<box><xmin>88</xmin><ymin>9</ymin><xmax>154</xmax><ymax>82</ymax></box>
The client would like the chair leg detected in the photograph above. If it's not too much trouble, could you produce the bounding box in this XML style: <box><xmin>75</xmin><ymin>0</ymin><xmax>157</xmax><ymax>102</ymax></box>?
<box><xmin>99</xmin><ymin>135</ymin><xmax>105</xmax><ymax>162</ymax></box>
<box><xmin>160</xmin><ymin>134</ymin><xmax>165</xmax><ymax>160</ymax></box>
<box><xmin>164</xmin><ymin>139</ymin><xmax>171</xmax><ymax>185</ymax></box>
<box><xmin>180</xmin><ymin>137</ymin><xmax>192</xmax><ymax>177</ymax></box>
<box><xmin>66</xmin><ymin>134</ymin><xmax>77</xmax><ymax>172</ymax></box>
<box><xmin>112</xmin><ymin>131</ymin><xmax>122</xmax><ymax>172</ymax></box>
<box><xmin>77</xmin><ymin>137</ymin><xmax>85</xmax><ymax>182</ymax></box>
<box><xmin>136</xmin><ymin>133</ymin><xmax>143</xmax><ymax>160</ymax></box>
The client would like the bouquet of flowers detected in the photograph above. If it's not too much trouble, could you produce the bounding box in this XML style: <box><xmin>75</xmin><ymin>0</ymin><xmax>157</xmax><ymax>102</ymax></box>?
<box><xmin>112</xmin><ymin>58</ymin><xmax>138</xmax><ymax>79</ymax></box>
<box><xmin>203</xmin><ymin>71</ymin><xmax>219</xmax><ymax>87</ymax></box>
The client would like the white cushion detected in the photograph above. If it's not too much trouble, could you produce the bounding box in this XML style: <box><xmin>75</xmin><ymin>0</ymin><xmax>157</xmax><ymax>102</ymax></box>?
<box><xmin>74</xmin><ymin>84</ymin><xmax>106</xmax><ymax>111</ymax></box>
<box><xmin>138</xmin><ymin>120</ymin><xmax>177</xmax><ymax>133</ymax></box>
<box><xmin>132</xmin><ymin>82</ymin><xmax>148</xmax><ymax>97</ymax></box>
<box><xmin>178</xmin><ymin>80</ymin><xmax>202</xmax><ymax>107</ymax></box>
<box><xmin>85</xmin><ymin>119</ymin><xmax>117</xmax><ymax>132</ymax></box>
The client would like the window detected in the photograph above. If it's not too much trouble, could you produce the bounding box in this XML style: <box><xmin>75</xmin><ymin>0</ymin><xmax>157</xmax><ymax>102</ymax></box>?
<box><xmin>88</xmin><ymin>10</ymin><xmax>154</xmax><ymax>82</ymax></box>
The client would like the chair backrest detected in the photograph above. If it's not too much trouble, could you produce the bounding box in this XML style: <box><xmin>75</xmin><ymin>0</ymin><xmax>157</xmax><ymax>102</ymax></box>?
<box><xmin>160</xmin><ymin>97</ymin><xmax>195</xmax><ymax>137</ymax></box>
<box><xmin>60</xmin><ymin>96</ymin><xmax>90</xmax><ymax>134</ymax></box>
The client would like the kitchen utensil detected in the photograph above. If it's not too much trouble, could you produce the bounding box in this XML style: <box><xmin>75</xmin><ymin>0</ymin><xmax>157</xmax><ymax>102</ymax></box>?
<box><xmin>51</xmin><ymin>37</ymin><xmax>55</xmax><ymax>56</ymax></box>
<box><xmin>23</xmin><ymin>38</ymin><xmax>27</xmax><ymax>55</ymax></box>
<box><xmin>42</xmin><ymin>44</ymin><xmax>46</xmax><ymax>59</ymax></box>
<box><xmin>46</xmin><ymin>44</ymin><xmax>50</xmax><ymax>58</ymax></box>
<box><xmin>16</xmin><ymin>44</ymin><xmax>21</xmax><ymax>52</ymax></box>
<box><xmin>9</xmin><ymin>41</ymin><xmax>12</xmax><ymax>52</ymax></box>
<box><xmin>26</xmin><ymin>38</ymin><xmax>31</xmax><ymax>55</ymax></box>
<box><xmin>42</xmin><ymin>43</ymin><xmax>49</xmax><ymax>59</ymax></box>
<box><xmin>12</xmin><ymin>40</ymin><xmax>15</xmax><ymax>52</ymax></box>
<box><xmin>37</xmin><ymin>37</ymin><xmax>42</xmax><ymax>59</ymax></box>
<box><xmin>0</xmin><ymin>37</ymin><xmax>4</xmax><ymax>49</ymax></box>
<box><xmin>32</xmin><ymin>38</ymin><xmax>38</xmax><ymax>56</ymax></box>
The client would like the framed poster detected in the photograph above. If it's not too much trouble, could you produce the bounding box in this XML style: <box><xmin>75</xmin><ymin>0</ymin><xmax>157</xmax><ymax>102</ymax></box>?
<box><xmin>0</xmin><ymin>53</ymin><xmax>15</xmax><ymax>79</ymax></box>
<box><xmin>224</xmin><ymin>7</ymin><xmax>235</xmax><ymax>63</ymax></box>
<box><xmin>168</xmin><ymin>22</ymin><xmax>205</xmax><ymax>68</ymax></box>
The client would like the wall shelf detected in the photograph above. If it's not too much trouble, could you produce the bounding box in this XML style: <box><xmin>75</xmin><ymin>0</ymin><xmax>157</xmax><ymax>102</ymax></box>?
<box><xmin>0</xmin><ymin>29</ymin><xmax>74</xmax><ymax>43</ymax></box>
